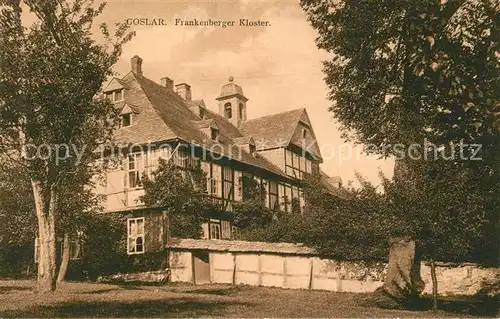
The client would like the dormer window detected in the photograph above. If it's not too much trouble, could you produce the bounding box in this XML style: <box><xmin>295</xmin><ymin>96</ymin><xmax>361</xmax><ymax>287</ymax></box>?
<box><xmin>211</xmin><ymin>127</ymin><xmax>219</xmax><ymax>141</ymax></box>
<box><xmin>122</xmin><ymin>113</ymin><xmax>132</xmax><ymax>127</ymax></box>
<box><xmin>224</xmin><ymin>103</ymin><xmax>232</xmax><ymax>119</ymax></box>
<box><xmin>106</xmin><ymin>89</ymin><xmax>124</xmax><ymax>103</ymax></box>
<box><xmin>249</xmin><ymin>143</ymin><xmax>256</xmax><ymax>156</ymax></box>
<box><xmin>199</xmin><ymin>107</ymin><xmax>205</xmax><ymax>119</ymax></box>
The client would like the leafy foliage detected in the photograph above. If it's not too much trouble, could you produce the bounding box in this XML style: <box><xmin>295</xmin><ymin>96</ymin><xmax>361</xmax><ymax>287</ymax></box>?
<box><xmin>299</xmin><ymin>0</ymin><xmax>499</xmax><ymax>267</ymax></box>
<box><xmin>140</xmin><ymin>159</ymin><xmax>220</xmax><ymax>239</ymax></box>
<box><xmin>300</xmin><ymin>0</ymin><xmax>499</xmax><ymax>151</ymax></box>
<box><xmin>232</xmin><ymin>175</ymin><xmax>273</xmax><ymax>231</ymax></box>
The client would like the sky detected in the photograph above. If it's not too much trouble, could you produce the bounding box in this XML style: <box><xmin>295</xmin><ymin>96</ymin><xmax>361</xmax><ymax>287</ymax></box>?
<box><xmin>45</xmin><ymin>0</ymin><xmax>396</xmax><ymax>186</ymax></box>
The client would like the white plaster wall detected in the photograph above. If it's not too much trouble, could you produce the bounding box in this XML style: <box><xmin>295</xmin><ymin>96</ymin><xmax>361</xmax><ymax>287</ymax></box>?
<box><xmin>261</xmin><ymin>254</ymin><xmax>284</xmax><ymax>288</ymax></box>
<box><xmin>284</xmin><ymin>256</ymin><xmax>310</xmax><ymax>289</ymax></box>
<box><xmin>169</xmin><ymin>251</ymin><xmax>192</xmax><ymax>283</ymax></box>
<box><xmin>167</xmin><ymin>249</ymin><xmax>499</xmax><ymax>296</ymax></box>
<box><xmin>235</xmin><ymin>254</ymin><xmax>260</xmax><ymax>286</ymax></box>
<box><xmin>211</xmin><ymin>252</ymin><xmax>234</xmax><ymax>284</ymax></box>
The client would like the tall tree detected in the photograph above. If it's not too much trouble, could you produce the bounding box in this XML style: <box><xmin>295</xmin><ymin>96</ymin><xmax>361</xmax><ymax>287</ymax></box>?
<box><xmin>300</xmin><ymin>0</ymin><xmax>499</xmax><ymax>308</ymax></box>
<box><xmin>0</xmin><ymin>0</ymin><xmax>133</xmax><ymax>292</ymax></box>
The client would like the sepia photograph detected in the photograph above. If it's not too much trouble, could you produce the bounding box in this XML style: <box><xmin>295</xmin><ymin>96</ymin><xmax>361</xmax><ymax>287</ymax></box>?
<box><xmin>0</xmin><ymin>0</ymin><xmax>498</xmax><ymax>317</ymax></box>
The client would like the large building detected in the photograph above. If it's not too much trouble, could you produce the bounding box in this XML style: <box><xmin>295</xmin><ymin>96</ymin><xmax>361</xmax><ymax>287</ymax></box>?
<box><xmin>96</xmin><ymin>55</ymin><xmax>341</xmax><ymax>255</ymax></box>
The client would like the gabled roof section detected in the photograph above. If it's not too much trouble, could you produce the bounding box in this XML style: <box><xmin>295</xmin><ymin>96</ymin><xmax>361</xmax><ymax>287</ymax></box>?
<box><xmin>104</xmin><ymin>77</ymin><xmax>127</xmax><ymax>92</ymax></box>
<box><xmin>289</xmin><ymin>111</ymin><xmax>322</xmax><ymax>161</ymax></box>
<box><xmin>239</xmin><ymin>108</ymin><xmax>322</xmax><ymax>160</ymax></box>
<box><xmin>239</xmin><ymin>108</ymin><xmax>305</xmax><ymax>150</ymax></box>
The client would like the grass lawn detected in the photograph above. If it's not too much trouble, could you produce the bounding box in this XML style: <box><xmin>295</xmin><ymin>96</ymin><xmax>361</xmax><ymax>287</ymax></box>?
<box><xmin>0</xmin><ymin>280</ymin><xmax>496</xmax><ymax>318</ymax></box>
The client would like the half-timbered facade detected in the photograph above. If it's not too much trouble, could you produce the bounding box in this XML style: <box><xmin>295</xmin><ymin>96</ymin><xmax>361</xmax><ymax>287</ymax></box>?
<box><xmin>95</xmin><ymin>55</ymin><xmax>341</xmax><ymax>254</ymax></box>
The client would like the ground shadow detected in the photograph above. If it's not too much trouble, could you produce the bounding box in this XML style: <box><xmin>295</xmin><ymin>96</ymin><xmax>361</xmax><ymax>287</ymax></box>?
<box><xmin>0</xmin><ymin>299</ymin><xmax>251</xmax><ymax>318</ymax></box>
<box><xmin>436</xmin><ymin>296</ymin><xmax>499</xmax><ymax>317</ymax></box>
<box><xmin>185</xmin><ymin>286</ymin><xmax>243</xmax><ymax>296</ymax></box>
<box><xmin>366</xmin><ymin>291</ymin><xmax>498</xmax><ymax>317</ymax></box>
<box><xmin>84</xmin><ymin>288</ymin><xmax>121</xmax><ymax>294</ymax></box>
<box><xmin>0</xmin><ymin>286</ymin><xmax>31</xmax><ymax>293</ymax></box>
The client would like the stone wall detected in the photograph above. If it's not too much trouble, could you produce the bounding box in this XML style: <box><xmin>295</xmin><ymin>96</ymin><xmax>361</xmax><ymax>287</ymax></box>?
<box><xmin>170</xmin><ymin>249</ymin><xmax>499</xmax><ymax>296</ymax></box>
<box><xmin>420</xmin><ymin>262</ymin><xmax>499</xmax><ymax>296</ymax></box>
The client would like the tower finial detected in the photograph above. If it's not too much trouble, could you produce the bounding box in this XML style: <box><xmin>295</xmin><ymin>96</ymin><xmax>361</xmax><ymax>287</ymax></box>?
<box><xmin>229</xmin><ymin>76</ymin><xmax>234</xmax><ymax>82</ymax></box>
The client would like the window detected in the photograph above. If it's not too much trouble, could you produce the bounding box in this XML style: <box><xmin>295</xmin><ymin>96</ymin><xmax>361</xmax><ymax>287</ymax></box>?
<box><xmin>199</xmin><ymin>107</ymin><xmax>205</xmax><ymax>119</ymax></box>
<box><xmin>234</xmin><ymin>170</ymin><xmax>243</xmax><ymax>201</ymax></box>
<box><xmin>280</xmin><ymin>183</ymin><xmax>303</xmax><ymax>213</ymax></box>
<box><xmin>269</xmin><ymin>181</ymin><xmax>278</xmax><ymax>210</ymax></box>
<box><xmin>201</xmin><ymin>161</ymin><xmax>211</xmax><ymax>194</ymax></box>
<box><xmin>302</xmin><ymin>128</ymin><xmax>308</xmax><ymax>139</ymax></box>
<box><xmin>106</xmin><ymin>89</ymin><xmax>124</xmax><ymax>103</ymax></box>
<box><xmin>224</xmin><ymin>103</ymin><xmax>232</xmax><ymax>118</ymax></box>
<box><xmin>285</xmin><ymin>185</ymin><xmax>292</xmax><ymax>213</ymax></box>
<box><xmin>305</xmin><ymin>159</ymin><xmax>312</xmax><ymax>174</ymax></box>
<box><xmin>209</xmin><ymin>163</ymin><xmax>222</xmax><ymax>197</ymax></box>
<box><xmin>249</xmin><ymin>143</ymin><xmax>256</xmax><ymax>156</ymax></box>
<box><xmin>211</xmin><ymin>128</ymin><xmax>219</xmax><ymax>141</ymax></box>
<box><xmin>206</xmin><ymin>219</ymin><xmax>231</xmax><ymax>240</ymax></box>
<box><xmin>222</xmin><ymin>166</ymin><xmax>234</xmax><ymax>210</ymax></box>
<box><xmin>172</xmin><ymin>149</ymin><xmax>198</xmax><ymax>169</ymax></box>
<box><xmin>285</xmin><ymin>149</ymin><xmax>316</xmax><ymax>179</ymax></box>
<box><xmin>278</xmin><ymin>184</ymin><xmax>285</xmax><ymax>211</ymax></box>
<box><xmin>114</xmin><ymin>90</ymin><xmax>123</xmax><ymax>102</ymax></box>
<box><xmin>128</xmin><ymin>153</ymin><xmax>144</xmax><ymax>189</ymax></box>
<box><xmin>221</xmin><ymin>220</ymin><xmax>232</xmax><ymax>239</ymax></box>
<box><xmin>127</xmin><ymin>217</ymin><xmax>145</xmax><ymax>254</ymax></box>
<box><xmin>210</xmin><ymin>221</ymin><xmax>221</xmax><ymax>240</ymax></box>
<box><xmin>239</xmin><ymin>103</ymin><xmax>244</xmax><ymax>119</ymax></box>
<box><xmin>122</xmin><ymin>113</ymin><xmax>132</xmax><ymax>127</ymax></box>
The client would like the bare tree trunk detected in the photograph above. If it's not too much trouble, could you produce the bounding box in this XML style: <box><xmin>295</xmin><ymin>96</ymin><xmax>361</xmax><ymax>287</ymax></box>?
<box><xmin>32</xmin><ymin>180</ymin><xmax>58</xmax><ymax>293</ymax></box>
<box><xmin>430</xmin><ymin>259</ymin><xmax>438</xmax><ymax>310</ymax></box>
<box><xmin>57</xmin><ymin>233</ymin><xmax>70</xmax><ymax>282</ymax></box>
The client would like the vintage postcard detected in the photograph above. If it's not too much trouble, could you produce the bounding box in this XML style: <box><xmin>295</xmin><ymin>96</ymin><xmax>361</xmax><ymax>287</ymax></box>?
<box><xmin>0</xmin><ymin>0</ymin><xmax>498</xmax><ymax>317</ymax></box>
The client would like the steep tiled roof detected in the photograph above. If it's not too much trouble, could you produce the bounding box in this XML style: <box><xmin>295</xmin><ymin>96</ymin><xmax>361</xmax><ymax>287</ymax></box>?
<box><xmin>239</xmin><ymin>108</ymin><xmax>305</xmax><ymax>149</ymax></box>
<box><xmin>202</xmin><ymin>107</ymin><xmax>243</xmax><ymax>138</ymax></box>
<box><xmin>112</xmin><ymin>72</ymin><xmax>288</xmax><ymax>179</ymax></box>
<box><xmin>112</xmin><ymin>72</ymin><xmax>179</xmax><ymax>145</ymax></box>
<box><xmin>232</xmin><ymin>136</ymin><xmax>255</xmax><ymax>146</ymax></box>
<box><xmin>167</xmin><ymin>238</ymin><xmax>318</xmax><ymax>255</ymax></box>
<box><xmin>107</xmin><ymin>67</ymin><xmax>329</xmax><ymax>182</ymax></box>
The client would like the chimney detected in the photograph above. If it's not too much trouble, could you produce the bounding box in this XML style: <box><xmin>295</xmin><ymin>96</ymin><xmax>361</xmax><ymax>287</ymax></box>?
<box><xmin>175</xmin><ymin>83</ymin><xmax>192</xmax><ymax>101</ymax></box>
<box><xmin>160</xmin><ymin>77</ymin><xmax>174</xmax><ymax>90</ymax></box>
<box><xmin>131</xmin><ymin>55</ymin><xmax>143</xmax><ymax>76</ymax></box>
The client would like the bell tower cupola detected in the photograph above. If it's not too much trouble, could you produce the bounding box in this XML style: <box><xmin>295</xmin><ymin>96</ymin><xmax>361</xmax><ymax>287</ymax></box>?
<box><xmin>216</xmin><ymin>76</ymin><xmax>248</xmax><ymax>127</ymax></box>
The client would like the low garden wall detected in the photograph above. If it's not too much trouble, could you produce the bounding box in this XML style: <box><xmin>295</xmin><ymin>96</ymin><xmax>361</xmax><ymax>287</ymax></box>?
<box><xmin>167</xmin><ymin>239</ymin><xmax>499</xmax><ymax>296</ymax></box>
